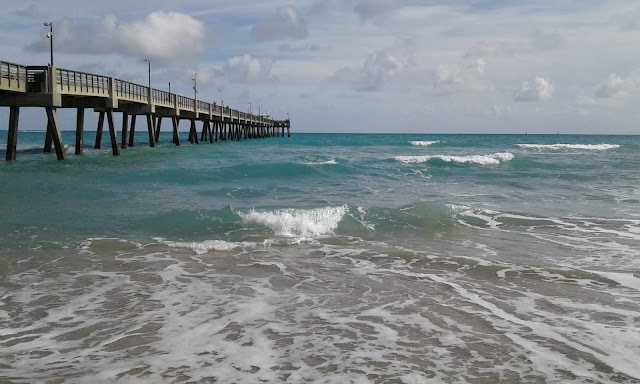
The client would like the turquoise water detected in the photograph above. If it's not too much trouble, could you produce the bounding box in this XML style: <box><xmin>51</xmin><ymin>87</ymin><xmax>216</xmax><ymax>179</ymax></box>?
<box><xmin>1</xmin><ymin>131</ymin><xmax>639</xmax><ymax>382</ymax></box>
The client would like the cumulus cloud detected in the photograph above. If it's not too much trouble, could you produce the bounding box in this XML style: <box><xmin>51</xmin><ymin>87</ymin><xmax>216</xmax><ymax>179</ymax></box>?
<box><xmin>433</xmin><ymin>59</ymin><xmax>494</xmax><ymax>96</ymax></box>
<box><xmin>613</xmin><ymin>6</ymin><xmax>640</xmax><ymax>30</ymax></box>
<box><xmin>350</xmin><ymin>0</ymin><xmax>395</xmax><ymax>22</ymax></box>
<box><xmin>513</xmin><ymin>77</ymin><xmax>554</xmax><ymax>102</ymax></box>
<box><xmin>223</xmin><ymin>55</ymin><xmax>276</xmax><ymax>83</ymax></box>
<box><xmin>332</xmin><ymin>38</ymin><xmax>415</xmax><ymax>91</ymax></box>
<box><xmin>531</xmin><ymin>29</ymin><xmax>565</xmax><ymax>51</ymax></box>
<box><xmin>251</xmin><ymin>7</ymin><xmax>308</xmax><ymax>41</ymax></box>
<box><xmin>593</xmin><ymin>73</ymin><xmax>628</xmax><ymax>98</ymax></box>
<box><xmin>25</xmin><ymin>12</ymin><xmax>206</xmax><ymax>62</ymax></box>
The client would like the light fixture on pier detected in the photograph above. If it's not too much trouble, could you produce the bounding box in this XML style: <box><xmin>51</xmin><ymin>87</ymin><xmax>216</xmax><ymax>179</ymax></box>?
<box><xmin>44</xmin><ymin>22</ymin><xmax>53</xmax><ymax>66</ymax></box>
<box><xmin>219</xmin><ymin>89</ymin><xmax>223</xmax><ymax>108</ymax></box>
<box><xmin>144</xmin><ymin>58</ymin><xmax>151</xmax><ymax>91</ymax></box>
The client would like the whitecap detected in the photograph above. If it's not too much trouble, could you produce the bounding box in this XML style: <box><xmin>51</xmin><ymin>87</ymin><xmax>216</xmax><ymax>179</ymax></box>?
<box><xmin>515</xmin><ymin>143</ymin><xmax>620</xmax><ymax>151</ymax></box>
<box><xmin>239</xmin><ymin>205</ymin><xmax>348</xmax><ymax>238</ymax></box>
<box><xmin>395</xmin><ymin>152</ymin><xmax>514</xmax><ymax>165</ymax></box>
<box><xmin>159</xmin><ymin>238</ymin><xmax>252</xmax><ymax>255</ymax></box>
<box><xmin>409</xmin><ymin>140</ymin><xmax>440</xmax><ymax>146</ymax></box>
<box><xmin>303</xmin><ymin>158</ymin><xmax>337</xmax><ymax>165</ymax></box>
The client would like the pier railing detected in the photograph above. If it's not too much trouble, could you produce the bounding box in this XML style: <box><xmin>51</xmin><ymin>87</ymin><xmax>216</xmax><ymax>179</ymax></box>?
<box><xmin>1</xmin><ymin>60</ymin><xmax>286</xmax><ymax>126</ymax></box>
<box><xmin>0</xmin><ymin>60</ymin><xmax>28</xmax><ymax>92</ymax></box>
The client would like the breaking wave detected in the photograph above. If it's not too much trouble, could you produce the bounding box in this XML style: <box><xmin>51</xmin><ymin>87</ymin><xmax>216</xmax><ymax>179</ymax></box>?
<box><xmin>238</xmin><ymin>205</ymin><xmax>349</xmax><ymax>238</ymax></box>
<box><xmin>409</xmin><ymin>140</ymin><xmax>440</xmax><ymax>146</ymax></box>
<box><xmin>515</xmin><ymin>143</ymin><xmax>620</xmax><ymax>151</ymax></box>
<box><xmin>395</xmin><ymin>152</ymin><xmax>514</xmax><ymax>165</ymax></box>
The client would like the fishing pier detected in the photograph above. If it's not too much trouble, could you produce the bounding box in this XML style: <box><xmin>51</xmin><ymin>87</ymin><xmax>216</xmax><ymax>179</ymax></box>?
<box><xmin>0</xmin><ymin>59</ymin><xmax>291</xmax><ymax>161</ymax></box>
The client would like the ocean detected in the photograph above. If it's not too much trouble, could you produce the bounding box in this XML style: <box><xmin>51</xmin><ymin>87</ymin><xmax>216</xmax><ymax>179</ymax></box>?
<box><xmin>1</xmin><ymin>131</ymin><xmax>639</xmax><ymax>383</ymax></box>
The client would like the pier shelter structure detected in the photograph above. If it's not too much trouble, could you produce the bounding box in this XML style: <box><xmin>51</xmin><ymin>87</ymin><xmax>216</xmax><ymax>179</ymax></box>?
<box><xmin>0</xmin><ymin>59</ymin><xmax>291</xmax><ymax>161</ymax></box>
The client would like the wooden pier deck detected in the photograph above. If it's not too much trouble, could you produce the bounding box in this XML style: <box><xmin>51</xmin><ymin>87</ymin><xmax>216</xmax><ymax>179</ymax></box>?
<box><xmin>0</xmin><ymin>59</ymin><xmax>291</xmax><ymax>161</ymax></box>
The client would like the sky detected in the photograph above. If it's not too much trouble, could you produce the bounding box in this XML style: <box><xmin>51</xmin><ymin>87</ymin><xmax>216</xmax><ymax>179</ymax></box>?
<box><xmin>1</xmin><ymin>0</ymin><xmax>639</xmax><ymax>134</ymax></box>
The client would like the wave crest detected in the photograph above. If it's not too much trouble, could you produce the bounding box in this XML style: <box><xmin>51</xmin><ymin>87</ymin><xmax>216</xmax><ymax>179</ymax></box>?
<box><xmin>410</xmin><ymin>140</ymin><xmax>440</xmax><ymax>146</ymax></box>
<box><xmin>395</xmin><ymin>152</ymin><xmax>514</xmax><ymax>165</ymax></box>
<box><xmin>239</xmin><ymin>206</ymin><xmax>348</xmax><ymax>237</ymax></box>
<box><xmin>516</xmin><ymin>143</ymin><xmax>620</xmax><ymax>151</ymax></box>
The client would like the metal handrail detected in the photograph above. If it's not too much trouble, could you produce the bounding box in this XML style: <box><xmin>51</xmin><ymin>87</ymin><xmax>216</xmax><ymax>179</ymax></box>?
<box><xmin>56</xmin><ymin>68</ymin><xmax>109</xmax><ymax>94</ymax></box>
<box><xmin>0</xmin><ymin>60</ymin><xmax>28</xmax><ymax>89</ymax></box>
<box><xmin>2</xmin><ymin>59</ymin><xmax>281</xmax><ymax>124</ymax></box>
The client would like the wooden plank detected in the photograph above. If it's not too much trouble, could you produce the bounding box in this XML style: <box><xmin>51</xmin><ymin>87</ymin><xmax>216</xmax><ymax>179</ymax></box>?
<box><xmin>45</xmin><ymin>107</ymin><xmax>67</xmax><ymax>160</ymax></box>
<box><xmin>5</xmin><ymin>106</ymin><xmax>20</xmax><ymax>161</ymax></box>
<box><xmin>75</xmin><ymin>108</ymin><xmax>84</xmax><ymax>155</ymax></box>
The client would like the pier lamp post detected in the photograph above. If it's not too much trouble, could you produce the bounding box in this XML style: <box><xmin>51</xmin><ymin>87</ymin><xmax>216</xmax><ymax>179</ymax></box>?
<box><xmin>192</xmin><ymin>74</ymin><xmax>198</xmax><ymax>106</ymax></box>
<box><xmin>44</xmin><ymin>22</ymin><xmax>53</xmax><ymax>66</ymax></box>
<box><xmin>219</xmin><ymin>89</ymin><xmax>223</xmax><ymax>108</ymax></box>
<box><xmin>287</xmin><ymin>112</ymin><xmax>290</xmax><ymax>121</ymax></box>
<box><xmin>249</xmin><ymin>102</ymin><xmax>252</xmax><ymax>115</ymax></box>
<box><xmin>144</xmin><ymin>59</ymin><xmax>151</xmax><ymax>90</ymax></box>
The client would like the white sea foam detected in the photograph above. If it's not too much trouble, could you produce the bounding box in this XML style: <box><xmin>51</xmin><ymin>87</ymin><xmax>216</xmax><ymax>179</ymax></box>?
<box><xmin>239</xmin><ymin>205</ymin><xmax>349</xmax><ymax>237</ymax></box>
<box><xmin>395</xmin><ymin>152</ymin><xmax>514</xmax><ymax>165</ymax></box>
<box><xmin>515</xmin><ymin>143</ymin><xmax>620</xmax><ymax>150</ymax></box>
<box><xmin>303</xmin><ymin>158</ymin><xmax>337</xmax><ymax>165</ymax></box>
<box><xmin>409</xmin><ymin>140</ymin><xmax>440</xmax><ymax>146</ymax></box>
<box><xmin>153</xmin><ymin>237</ymin><xmax>253</xmax><ymax>255</ymax></box>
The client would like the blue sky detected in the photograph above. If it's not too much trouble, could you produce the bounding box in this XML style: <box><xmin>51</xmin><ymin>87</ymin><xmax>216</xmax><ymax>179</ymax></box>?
<box><xmin>1</xmin><ymin>0</ymin><xmax>639</xmax><ymax>133</ymax></box>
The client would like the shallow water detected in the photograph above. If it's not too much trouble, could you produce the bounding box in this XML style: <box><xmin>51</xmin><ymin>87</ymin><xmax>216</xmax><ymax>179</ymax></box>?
<box><xmin>1</xmin><ymin>132</ymin><xmax>639</xmax><ymax>383</ymax></box>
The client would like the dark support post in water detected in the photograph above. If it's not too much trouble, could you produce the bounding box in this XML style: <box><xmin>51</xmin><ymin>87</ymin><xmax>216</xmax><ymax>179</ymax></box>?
<box><xmin>145</xmin><ymin>114</ymin><xmax>155</xmax><ymax>148</ymax></box>
<box><xmin>44</xmin><ymin>107</ymin><xmax>66</xmax><ymax>160</ymax></box>
<box><xmin>44</xmin><ymin>116</ymin><xmax>53</xmax><ymax>153</ymax></box>
<box><xmin>95</xmin><ymin>111</ymin><xmax>105</xmax><ymax>149</ymax></box>
<box><xmin>128</xmin><ymin>115</ymin><xmax>136</xmax><ymax>147</ymax></box>
<box><xmin>155</xmin><ymin>117</ymin><xmax>162</xmax><ymax>143</ymax></box>
<box><xmin>121</xmin><ymin>113</ymin><xmax>128</xmax><ymax>149</ymax></box>
<box><xmin>75</xmin><ymin>108</ymin><xmax>84</xmax><ymax>155</ymax></box>
<box><xmin>208</xmin><ymin>121</ymin><xmax>213</xmax><ymax>143</ymax></box>
<box><xmin>171</xmin><ymin>116</ymin><xmax>180</xmax><ymax>146</ymax></box>
<box><xmin>5</xmin><ymin>106</ymin><xmax>20</xmax><ymax>161</ymax></box>
<box><xmin>106</xmin><ymin>109</ymin><xmax>120</xmax><ymax>156</ymax></box>
<box><xmin>189</xmin><ymin>119</ymin><xmax>199</xmax><ymax>144</ymax></box>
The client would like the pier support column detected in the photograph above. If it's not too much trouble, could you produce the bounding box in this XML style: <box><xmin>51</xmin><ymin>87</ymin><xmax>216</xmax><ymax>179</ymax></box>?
<box><xmin>75</xmin><ymin>108</ymin><xmax>84</xmax><ymax>155</ymax></box>
<box><xmin>5</xmin><ymin>106</ymin><xmax>20</xmax><ymax>161</ymax></box>
<box><xmin>200</xmin><ymin>121</ymin><xmax>208</xmax><ymax>142</ymax></box>
<box><xmin>94</xmin><ymin>111</ymin><xmax>105</xmax><ymax>149</ymax></box>
<box><xmin>207</xmin><ymin>121</ymin><xmax>213</xmax><ymax>143</ymax></box>
<box><xmin>155</xmin><ymin>117</ymin><xmax>162</xmax><ymax>143</ymax></box>
<box><xmin>45</xmin><ymin>107</ymin><xmax>67</xmax><ymax>160</ymax></box>
<box><xmin>121</xmin><ymin>113</ymin><xmax>128</xmax><ymax>149</ymax></box>
<box><xmin>172</xmin><ymin>116</ymin><xmax>180</xmax><ymax>146</ymax></box>
<box><xmin>145</xmin><ymin>114</ymin><xmax>156</xmax><ymax>148</ymax></box>
<box><xmin>106</xmin><ymin>108</ymin><xmax>120</xmax><ymax>156</ymax></box>
<box><xmin>189</xmin><ymin>119</ymin><xmax>199</xmax><ymax>144</ymax></box>
<box><xmin>44</xmin><ymin>117</ymin><xmax>53</xmax><ymax>153</ymax></box>
<box><xmin>128</xmin><ymin>115</ymin><xmax>136</xmax><ymax>147</ymax></box>
<box><xmin>214</xmin><ymin>122</ymin><xmax>219</xmax><ymax>142</ymax></box>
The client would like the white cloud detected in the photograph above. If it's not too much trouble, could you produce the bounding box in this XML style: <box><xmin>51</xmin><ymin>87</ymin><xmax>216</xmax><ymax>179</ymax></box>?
<box><xmin>351</xmin><ymin>0</ymin><xmax>395</xmax><ymax>22</ymax></box>
<box><xmin>223</xmin><ymin>55</ymin><xmax>276</xmax><ymax>83</ymax></box>
<box><xmin>594</xmin><ymin>73</ymin><xmax>628</xmax><ymax>98</ymax></box>
<box><xmin>25</xmin><ymin>12</ymin><xmax>206</xmax><ymax>62</ymax></box>
<box><xmin>251</xmin><ymin>7</ymin><xmax>308</xmax><ymax>41</ymax></box>
<box><xmin>513</xmin><ymin>77</ymin><xmax>554</xmax><ymax>102</ymax></box>
<box><xmin>333</xmin><ymin>38</ymin><xmax>415</xmax><ymax>91</ymax></box>
<box><xmin>433</xmin><ymin>59</ymin><xmax>494</xmax><ymax>96</ymax></box>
